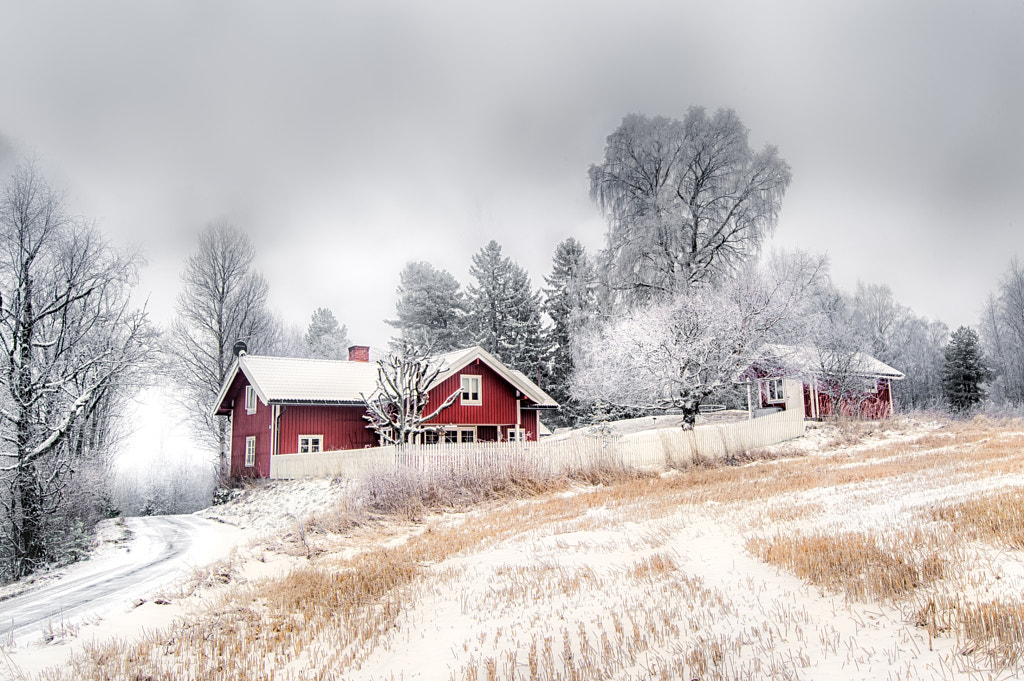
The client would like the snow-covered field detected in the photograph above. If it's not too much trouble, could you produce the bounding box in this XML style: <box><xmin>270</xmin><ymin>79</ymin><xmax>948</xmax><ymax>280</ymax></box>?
<box><xmin>7</xmin><ymin>415</ymin><xmax>1024</xmax><ymax>680</ymax></box>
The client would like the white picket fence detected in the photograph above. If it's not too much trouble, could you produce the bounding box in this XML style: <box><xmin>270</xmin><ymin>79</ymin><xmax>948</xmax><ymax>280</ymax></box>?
<box><xmin>268</xmin><ymin>408</ymin><xmax>806</xmax><ymax>480</ymax></box>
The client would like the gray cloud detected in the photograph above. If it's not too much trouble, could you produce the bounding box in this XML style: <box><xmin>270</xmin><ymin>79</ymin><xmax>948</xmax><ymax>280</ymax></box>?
<box><xmin>1</xmin><ymin>0</ymin><xmax>1021</xmax><ymax>342</ymax></box>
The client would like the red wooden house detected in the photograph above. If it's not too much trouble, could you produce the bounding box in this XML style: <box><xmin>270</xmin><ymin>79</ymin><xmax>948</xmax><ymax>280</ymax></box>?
<box><xmin>745</xmin><ymin>344</ymin><xmax>905</xmax><ymax>420</ymax></box>
<box><xmin>212</xmin><ymin>345</ymin><xmax>558</xmax><ymax>478</ymax></box>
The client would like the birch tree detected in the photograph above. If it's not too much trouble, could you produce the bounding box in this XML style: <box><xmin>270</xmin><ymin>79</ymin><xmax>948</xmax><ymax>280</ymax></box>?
<box><xmin>0</xmin><ymin>164</ymin><xmax>151</xmax><ymax>580</ymax></box>
<box><xmin>361</xmin><ymin>342</ymin><xmax>460</xmax><ymax>445</ymax></box>
<box><xmin>169</xmin><ymin>223</ymin><xmax>276</xmax><ymax>479</ymax></box>
<box><xmin>590</xmin><ymin>109</ymin><xmax>791</xmax><ymax>307</ymax></box>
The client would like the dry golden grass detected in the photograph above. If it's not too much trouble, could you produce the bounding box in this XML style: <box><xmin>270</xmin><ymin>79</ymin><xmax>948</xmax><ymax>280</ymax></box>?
<box><xmin>929</xmin><ymin>487</ymin><xmax>1024</xmax><ymax>549</ymax></box>
<box><xmin>747</xmin><ymin>530</ymin><xmax>945</xmax><ymax>602</ymax></box>
<box><xmin>35</xmin><ymin>416</ymin><xmax>1024</xmax><ymax>680</ymax></box>
<box><xmin>916</xmin><ymin>596</ymin><xmax>1024</xmax><ymax>669</ymax></box>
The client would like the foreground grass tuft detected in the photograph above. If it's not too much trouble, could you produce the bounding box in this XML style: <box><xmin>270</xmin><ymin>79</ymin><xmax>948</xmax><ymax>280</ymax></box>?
<box><xmin>747</xmin><ymin>530</ymin><xmax>945</xmax><ymax>602</ymax></box>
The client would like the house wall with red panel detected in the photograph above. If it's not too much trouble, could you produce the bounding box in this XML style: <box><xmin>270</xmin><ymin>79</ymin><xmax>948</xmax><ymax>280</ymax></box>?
<box><xmin>223</xmin><ymin>359</ymin><xmax>546</xmax><ymax>478</ymax></box>
<box><xmin>226</xmin><ymin>376</ymin><xmax>272</xmax><ymax>478</ymax></box>
<box><xmin>277</xmin><ymin>405</ymin><xmax>378</xmax><ymax>454</ymax></box>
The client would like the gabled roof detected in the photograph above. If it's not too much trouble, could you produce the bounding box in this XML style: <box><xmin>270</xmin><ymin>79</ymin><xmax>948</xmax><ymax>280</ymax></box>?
<box><xmin>755</xmin><ymin>344</ymin><xmax>905</xmax><ymax>380</ymax></box>
<box><xmin>212</xmin><ymin>345</ymin><xmax>558</xmax><ymax>416</ymax></box>
<box><xmin>428</xmin><ymin>346</ymin><xmax>558</xmax><ymax>408</ymax></box>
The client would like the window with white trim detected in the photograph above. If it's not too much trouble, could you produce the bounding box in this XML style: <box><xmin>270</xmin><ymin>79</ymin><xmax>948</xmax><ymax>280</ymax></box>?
<box><xmin>765</xmin><ymin>378</ymin><xmax>785</xmax><ymax>403</ymax></box>
<box><xmin>441</xmin><ymin>427</ymin><xmax>475</xmax><ymax>443</ymax></box>
<box><xmin>507</xmin><ymin>428</ymin><xmax>525</xmax><ymax>442</ymax></box>
<box><xmin>298</xmin><ymin>435</ymin><xmax>323</xmax><ymax>453</ymax></box>
<box><xmin>245</xmin><ymin>385</ymin><xmax>257</xmax><ymax>414</ymax></box>
<box><xmin>460</xmin><ymin>375</ymin><xmax>482</xmax><ymax>405</ymax></box>
<box><xmin>245</xmin><ymin>436</ymin><xmax>256</xmax><ymax>467</ymax></box>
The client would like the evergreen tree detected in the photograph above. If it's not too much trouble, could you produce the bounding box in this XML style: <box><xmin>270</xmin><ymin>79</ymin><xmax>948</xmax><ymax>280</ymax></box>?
<box><xmin>942</xmin><ymin>326</ymin><xmax>990</xmax><ymax>412</ymax></box>
<box><xmin>466</xmin><ymin>241</ymin><xmax>545</xmax><ymax>379</ymax></box>
<box><xmin>387</xmin><ymin>261</ymin><xmax>467</xmax><ymax>353</ymax></box>
<box><xmin>542</xmin><ymin>238</ymin><xmax>597</xmax><ymax>426</ymax></box>
<box><xmin>304</xmin><ymin>307</ymin><xmax>349</xmax><ymax>360</ymax></box>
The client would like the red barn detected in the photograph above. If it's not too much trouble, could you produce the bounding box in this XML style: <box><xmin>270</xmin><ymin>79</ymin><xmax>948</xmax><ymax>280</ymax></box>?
<box><xmin>745</xmin><ymin>344</ymin><xmax>905</xmax><ymax>420</ymax></box>
<box><xmin>212</xmin><ymin>345</ymin><xmax>558</xmax><ymax>478</ymax></box>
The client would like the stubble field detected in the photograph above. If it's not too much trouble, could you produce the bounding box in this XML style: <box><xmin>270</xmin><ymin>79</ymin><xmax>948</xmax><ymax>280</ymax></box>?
<box><xmin>13</xmin><ymin>415</ymin><xmax>1024</xmax><ymax>680</ymax></box>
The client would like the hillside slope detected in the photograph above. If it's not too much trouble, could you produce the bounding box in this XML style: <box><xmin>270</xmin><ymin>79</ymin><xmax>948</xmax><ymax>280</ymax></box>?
<box><xmin>11</xmin><ymin>416</ymin><xmax>1024</xmax><ymax>680</ymax></box>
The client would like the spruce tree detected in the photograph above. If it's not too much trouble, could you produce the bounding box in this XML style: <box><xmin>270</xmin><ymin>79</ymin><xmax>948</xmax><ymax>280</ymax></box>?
<box><xmin>304</xmin><ymin>307</ymin><xmax>349</xmax><ymax>359</ymax></box>
<box><xmin>387</xmin><ymin>261</ymin><xmax>467</xmax><ymax>353</ymax></box>
<box><xmin>942</xmin><ymin>326</ymin><xmax>990</xmax><ymax>412</ymax></box>
<box><xmin>466</xmin><ymin>241</ymin><xmax>545</xmax><ymax>379</ymax></box>
<box><xmin>542</xmin><ymin>238</ymin><xmax>597</xmax><ymax>426</ymax></box>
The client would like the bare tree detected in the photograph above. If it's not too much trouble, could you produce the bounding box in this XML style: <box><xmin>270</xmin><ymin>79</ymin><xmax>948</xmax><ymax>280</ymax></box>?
<box><xmin>0</xmin><ymin>164</ymin><xmax>151</xmax><ymax>580</ymax></box>
<box><xmin>590</xmin><ymin>108</ymin><xmax>791</xmax><ymax>307</ymax></box>
<box><xmin>849</xmin><ymin>283</ymin><xmax>947</xmax><ymax>409</ymax></box>
<box><xmin>361</xmin><ymin>342</ymin><xmax>460</xmax><ymax>446</ymax></box>
<box><xmin>572</xmin><ymin>253</ymin><xmax>824</xmax><ymax>428</ymax></box>
<box><xmin>980</xmin><ymin>259</ymin><xmax>1024</xmax><ymax>405</ymax></box>
<box><xmin>169</xmin><ymin>223</ymin><xmax>275</xmax><ymax>480</ymax></box>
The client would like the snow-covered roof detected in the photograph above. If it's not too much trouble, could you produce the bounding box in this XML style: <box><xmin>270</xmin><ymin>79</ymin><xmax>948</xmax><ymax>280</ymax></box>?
<box><xmin>212</xmin><ymin>345</ymin><xmax>558</xmax><ymax>415</ymax></box>
<box><xmin>757</xmin><ymin>344</ymin><xmax>905</xmax><ymax>380</ymax></box>
<box><xmin>241</xmin><ymin>355</ymin><xmax>380</xmax><ymax>405</ymax></box>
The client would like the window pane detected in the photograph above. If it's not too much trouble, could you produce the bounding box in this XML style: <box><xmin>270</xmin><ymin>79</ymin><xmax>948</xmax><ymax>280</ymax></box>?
<box><xmin>461</xmin><ymin>430</ymin><xmax>474</xmax><ymax>443</ymax></box>
<box><xmin>444</xmin><ymin>430</ymin><xmax>458</xmax><ymax>443</ymax></box>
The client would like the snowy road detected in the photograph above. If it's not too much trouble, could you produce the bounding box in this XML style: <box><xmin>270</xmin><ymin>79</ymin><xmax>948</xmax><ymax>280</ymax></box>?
<box><xmin>0</xmin><ymin>514</ymin><xmax>235</xmax><ymax>643</ymax></box>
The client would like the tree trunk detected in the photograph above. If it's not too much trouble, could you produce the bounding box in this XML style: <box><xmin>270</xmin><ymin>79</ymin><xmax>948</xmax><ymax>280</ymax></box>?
<box><xmin>678</xmin><ymin>397</ymin><xmax>701</xmax><ymax>431</ymax></box>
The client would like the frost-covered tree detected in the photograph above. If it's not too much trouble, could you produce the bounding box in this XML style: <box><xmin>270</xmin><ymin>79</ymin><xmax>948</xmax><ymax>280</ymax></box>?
<box><xmin>466</xmin><ymin>241</ymin><xmax>545</xmax><ymax>379</ymax></box>
<box><xmin>573</xmin><ymin>256</ymin><xmax>821</xmax><ymax>429</ymax></box>
<box><xmin>0</xmin><ymin>164</ymin><xmax>151</xmax><ymax>580</ymax></box>
<box><xmin>169</xmin><ymin>223</ymin><xmax>276</xmax><ymax>480</ymax></box>
<box><xmin>942</xmin><ymin>326</ymin><xmax>990</xmax><ymax>412</ymax></box>
<box><xmin>387</xmin><ymin>261</ymin><xmax>467</xmax><ymax>353</ymax></box>
<box><xmin>590</xmin><ymin>108</ymin><xmax>791</xmax><ymax>308</ymax></box>
<box><xmin>304</xmin><ymin>307</ymin><xmax>349</xmax><ymax>360</ymax></box>
<box><xmin>980</xmin><ymin>259</ymin><xmax>1024</xmax><ymax>405</ymax></box>
<box><xmin>542</xmin><ymin>238</ymin><xmax>597</xmax><ymax>427</ymax></box>
<box><xmin>850</xmin><ymin>283</ymin><xmax>946</xmax><ymax>409</ymax></box>
<box><xmin>361</xmin><ymin>341</ymin><xmax>460</xmax><ymax>446</ymax></box>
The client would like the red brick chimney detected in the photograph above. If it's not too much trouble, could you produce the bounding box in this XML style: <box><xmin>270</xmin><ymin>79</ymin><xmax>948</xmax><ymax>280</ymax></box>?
<box><xmin>348</xmin><ymin>345</ymin><xmax>370</xmax><ymax>362</ymax></box>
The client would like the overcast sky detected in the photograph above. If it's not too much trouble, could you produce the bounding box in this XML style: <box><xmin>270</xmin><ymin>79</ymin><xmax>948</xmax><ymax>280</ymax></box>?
<box><xmin>1</xmin><ymin>0</ymin><xmax>1022</xmax><ymax>349</ymax></box>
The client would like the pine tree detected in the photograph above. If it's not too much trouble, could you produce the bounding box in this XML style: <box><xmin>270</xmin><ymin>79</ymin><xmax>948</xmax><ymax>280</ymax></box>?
<box><xmin>942</xmin><ymin>326</ymin><xmax>990</xmax><ymax>412</ymax></box>
<box><xmin>466</xmin><ymin>241</ymin><xmax>545</xmax><ymax>379</ymax></box>
<box><xmin>542</xmin><ymin>238</ymin><xmax>597</xmax><ymax>426</ymax></box>
<box><xmin>387</xmin><ymin>261</ymin><xmax>468</xmax><ymax>353</ymax></box>
<box><xmin>304</xmin><ymin>307</ymin><xmax>349</xmax><ymax>360</ymax></box>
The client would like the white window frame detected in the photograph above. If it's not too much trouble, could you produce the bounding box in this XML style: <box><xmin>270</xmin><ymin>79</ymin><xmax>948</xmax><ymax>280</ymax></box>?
<box><xmin>507</xmin><ymin>427</ymin><xmax>526</xmax><ymax>442</ymax></box>
<box><xmin>765</xmin><ymin>378</ymin><xmax>785</xmax><ymax>404</ymax></box>
<box><xmin>442</xmin><ymin>426</ymin><xmax>476</xmax><ymax>444</ymax></box>
<box><xmin>460</xmin><ymin>375</ymin><xmax>482</xmax><ymax>406</ymax></box>
<box><xmin>298</xmin><ymin>434</ymin><xmax>323</xmax><ymax>454</ymax></box>
<box><xmin>245</xmin><ymin>385</ymin><xmax>257</xmax><ymax>414</ymax></box>
<box><xmin>244</xmin><ymin>436</ymin><xmax>256</xmax><ymax>467</ymax></box>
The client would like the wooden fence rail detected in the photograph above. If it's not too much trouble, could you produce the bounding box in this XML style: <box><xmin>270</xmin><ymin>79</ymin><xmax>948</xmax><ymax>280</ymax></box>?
<box><xmin>268</xmin><ymin>408</ymin><xmax>806</xmax><ymax>480</ymax></box>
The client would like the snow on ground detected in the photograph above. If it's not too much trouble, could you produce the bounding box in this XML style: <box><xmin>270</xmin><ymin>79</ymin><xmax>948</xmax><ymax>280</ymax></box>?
<box><xmin>198</xmin><ymin>477</ymin><xmax>356</xmax><ymax>536</ymax></box>
<box><xmin>0</xmin><ymin>516</ymin><xmax>247</xmax><ymax>679</ymax></box>
<box><xmin>8</xmin><ymin>416</ymin><xmax>1024</xmax><ymax>680</ymax></box>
